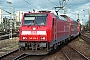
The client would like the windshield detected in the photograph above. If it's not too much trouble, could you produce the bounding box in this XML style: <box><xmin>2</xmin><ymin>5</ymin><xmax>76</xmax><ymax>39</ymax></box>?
<box><xmin>24</xmin><ymin>14</ymin><xmax>48</xmax><ymax>25</ymax></box>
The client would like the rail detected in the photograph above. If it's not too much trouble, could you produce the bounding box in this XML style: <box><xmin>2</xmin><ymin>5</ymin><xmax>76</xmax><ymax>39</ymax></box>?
<box><xmin>80</xmin><ymin>34</ymin><xmax>90</xmax><ymax>44</ymax></box>
<box><xmin>61</xmin><ymin>45</ymin><xmax>89</xmax><ymax>60</ymax></box>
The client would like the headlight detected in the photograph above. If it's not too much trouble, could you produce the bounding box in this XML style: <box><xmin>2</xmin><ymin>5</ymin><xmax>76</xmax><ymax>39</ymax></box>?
<box><xmin>40</xmin><ymin>37</ymin><xmax>46</xmax><ymax>40</ymax></box>
<box><xmin>23</xmin><ymin>37</ymin><xmax>27</xmax><ymax>40</ymax></box>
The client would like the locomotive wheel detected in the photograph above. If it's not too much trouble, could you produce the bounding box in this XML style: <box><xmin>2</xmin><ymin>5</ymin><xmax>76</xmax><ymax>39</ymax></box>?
<box><xmin>23</xmin><ymin>47</ymin><xmax>25</xmax><ymax>50</ymax></box>
<box><xmin>27</xmin><ymin>45</ymin><xmax>29</xmax><ymax>49</ymax></box>
<box><xmin>68</xmin><ymin>38</ymin><xmax>70</xmax><ymax>41</ymax></box>
<box><xmin>53</xmin><ymin>44</ymin><xmax>57</xmax><ymax>49</ymax></box>
<box><xmin>20</xmin><ymin>47</ymin><xmax>25</xmax><ymax>50</ymax></box>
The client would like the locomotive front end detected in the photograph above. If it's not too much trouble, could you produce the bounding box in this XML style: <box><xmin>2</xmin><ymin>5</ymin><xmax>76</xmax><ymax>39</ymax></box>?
<box><xmin>19</xmin><ymin>13</ymin><xmax>50</xmax><ymax>55</ymax></box>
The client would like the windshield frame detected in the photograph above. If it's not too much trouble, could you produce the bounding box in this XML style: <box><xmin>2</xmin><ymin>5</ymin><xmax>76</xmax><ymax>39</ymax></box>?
<box><xmin>23</xmin><ymin>13</ymin><xmax>48</xmax><ymax>26</ymax></box>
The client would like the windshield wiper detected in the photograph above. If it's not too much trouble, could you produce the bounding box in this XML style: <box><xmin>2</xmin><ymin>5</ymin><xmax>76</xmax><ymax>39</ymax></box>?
<box><xmin>28</xmin><ymin>24</ymin><xmax>31</xmax><ymax>27</ymax></box>
<box><xmin>27</xmin><ymin>23</ymin><xmax>34</xmax><ymax>27</ymax></box>
<box><xmin>34</xmin><ymin>17</ymin><xmax>40</xmax><ymax>27</ymax></box>
<box><xmin>34</xmin><ymin>20</ymin><xmax>40</xmax><ymax>27</ymax></box>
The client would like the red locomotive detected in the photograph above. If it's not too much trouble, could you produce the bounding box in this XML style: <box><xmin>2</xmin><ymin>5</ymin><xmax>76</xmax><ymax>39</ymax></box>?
<box><xmin>19</xmin><ymin>11</ymin><xmax>81</xmax><ymax>55</ymax></box>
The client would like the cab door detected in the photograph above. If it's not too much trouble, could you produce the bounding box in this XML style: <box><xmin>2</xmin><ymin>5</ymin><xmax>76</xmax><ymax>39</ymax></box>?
<box><xmin>53</xmin><ymin>18</ymin><xmax>57</xmax><ymax>41</ymax></box>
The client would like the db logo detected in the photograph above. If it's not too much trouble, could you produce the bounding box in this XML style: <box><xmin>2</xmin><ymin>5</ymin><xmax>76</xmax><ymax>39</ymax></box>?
<box><xmin>31</xmin><ymin>31</ymin><xmax>37</xmax><ymax>34</ymax></box>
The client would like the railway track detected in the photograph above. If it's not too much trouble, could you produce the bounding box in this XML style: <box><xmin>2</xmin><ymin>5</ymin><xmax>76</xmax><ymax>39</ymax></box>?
<box><xmin>0</xmin><ymin>49</ymin><xmax>47</xmax><ymax>60</ymax></box>
<box><xmin>13</xmin><ymin>53</ymin><xmax>29</xmax><ymax>60</ymax></box>
<box><xmin>0</xmin><ymin>32</ymin><xmax>9</xmax><ymax>36</ymax></box>
<box><xmin>61</xmin><ymin>45</ymin><xmax>90</xmax><ymax>60</ymax></box>
<box><xmin>0</xmin><ymin>49</ymin><xmax>23</xmax><ymax>60</ymax></box>
<box><xmin>80</xmin><ymin>34</ymin><xmax>90</xmax><ymax>44</ymax></box>
<box><xmin>0</xmin><ymin>32</ymin><xmax>18</xmax><ymax>40</ymax></box>
<box><xmin>14</xmin><ymin>54</ymin><xmax>46</xmax><ymax>60</ymax></box>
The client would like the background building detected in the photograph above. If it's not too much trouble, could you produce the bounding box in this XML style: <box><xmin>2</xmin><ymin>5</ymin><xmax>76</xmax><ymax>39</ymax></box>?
<box><xmin>0</xmin><ymin>8</ymin><xmax>3</xmax><ymax>30</ymax></box>
<box><xmin>0</xmin><ymin>8</ymin><xmax>3</xmax><ymax>24</ymax></box>
<box><xmin>0</xmin><ymin>8</ymin><xmax>24</xmax><ymax>31</ymax></box>
<box><xmin>15</xmin><ymin>11</ymin><xmax>24</xmax><ymax>30</ymax></box>
<box><xmin>15</xmin><ymin>11</ymin><xmax>24</xmax><ymax>23</ymax></box>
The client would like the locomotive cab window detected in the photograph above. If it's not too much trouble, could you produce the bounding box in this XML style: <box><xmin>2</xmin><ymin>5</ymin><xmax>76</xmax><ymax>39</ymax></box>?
<box><xmin>24</xmin><ymin>14</ymin><xmax>48</xmax><ymax>25</ymax></box>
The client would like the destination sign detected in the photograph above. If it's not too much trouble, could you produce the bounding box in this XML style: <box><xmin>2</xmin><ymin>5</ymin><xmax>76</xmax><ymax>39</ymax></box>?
<box><xmin>25</xmin><ymin>14</ymin><xmax>47</xmax><ymax>17</ymax></box>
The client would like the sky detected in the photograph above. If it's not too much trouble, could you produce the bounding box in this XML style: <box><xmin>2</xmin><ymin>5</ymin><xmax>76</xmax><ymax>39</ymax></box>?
<box><xmin>0</xmin><ymin>0</ymin><xmax>90</xmax><ymax>25</ymax></box>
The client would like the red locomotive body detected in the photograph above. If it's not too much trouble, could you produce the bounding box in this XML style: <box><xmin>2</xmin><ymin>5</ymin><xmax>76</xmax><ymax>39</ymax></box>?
<box><xmin>19</xmin><ymin>11</ymin><xmax>80</xmax><ymax>55</ymax></box>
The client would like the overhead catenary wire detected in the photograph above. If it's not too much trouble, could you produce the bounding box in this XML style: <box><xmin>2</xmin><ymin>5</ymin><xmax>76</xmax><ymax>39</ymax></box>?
<box><xmin>23</xmin><ymin>0</ymin><xmax>69</xmax><ymax>14</ymax></box>
<box><xmin>39</xmin><ymin>0</ymin><xmax>48</xmax><ymax>8</ymax></box>
<box><xmin>23</xmin><ymin>0</ymin><xmax>38</xmax><ymax>10</ymax></box>
<box><xmin>59</xmin><ymin>0</ymin><xmax>61</xmax><ymax>5</ymax></box>
<box><xmin>39</xmin><ymin>0</ymin><xmax>54</xmax><ymax>10</ymax></box>
<box><xmin>48</xmin><ymin>0</ymin><xmax>58</xmax><ymax>6</ymax></box>
<box><xmin>0</xmin><ymin>0</ymin><xmax>6</xmax><ymax>2</ymax></box>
